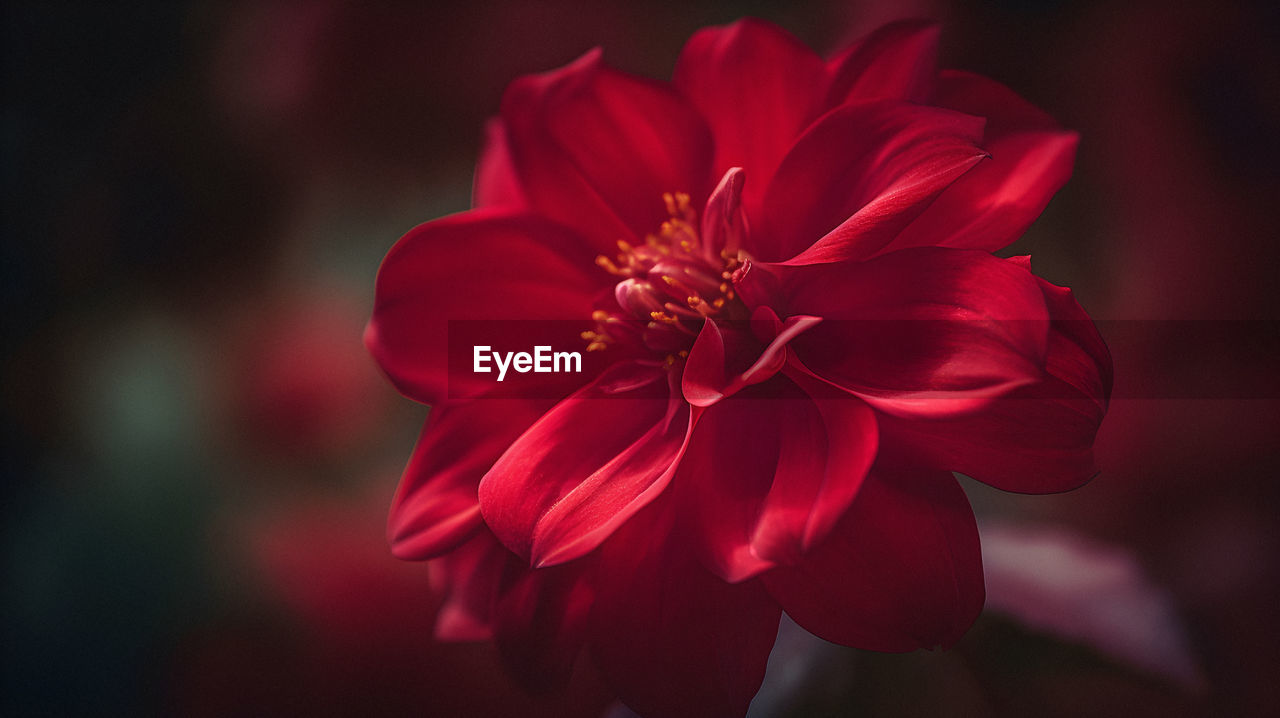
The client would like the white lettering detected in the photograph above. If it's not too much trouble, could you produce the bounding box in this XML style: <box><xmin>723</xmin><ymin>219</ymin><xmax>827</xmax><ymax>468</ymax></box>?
<box><xmin>474</xmin><ymin>346</ymin><xmax>583</xmax><ymax>381</ymax></box>
<box><xmin>494</xmin><ymin>350</ymin><xmax>513</xmax><ymax>381</ymax></box>
<box><xmin>554</xmin><ymin>350</ymin><xmax>581</xmax><ymax>373</ymax></box>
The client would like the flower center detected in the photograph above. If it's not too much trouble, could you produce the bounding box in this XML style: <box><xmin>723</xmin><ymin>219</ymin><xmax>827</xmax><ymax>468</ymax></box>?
<box><xmin>582</xmin><ymin>192</ymin><xmax>747</xmax><ymax>363</ymax></box>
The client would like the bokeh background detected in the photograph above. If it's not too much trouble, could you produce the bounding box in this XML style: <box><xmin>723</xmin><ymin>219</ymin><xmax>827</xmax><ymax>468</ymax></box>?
<box><xmin>4</xmin><ymin>0</ymin><xmax>1278</xmax><ymax>715</ymax></box>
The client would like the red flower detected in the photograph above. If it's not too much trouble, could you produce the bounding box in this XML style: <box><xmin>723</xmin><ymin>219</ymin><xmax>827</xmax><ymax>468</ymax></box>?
<box><xmin>367</xmin><ymin>19</ymin><xmax>1111</xmax><ymax>718</ymax></box>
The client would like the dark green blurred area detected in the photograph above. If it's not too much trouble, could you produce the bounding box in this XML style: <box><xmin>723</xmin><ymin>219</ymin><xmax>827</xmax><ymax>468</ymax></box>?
<box><xmin>4</xmin><ymin>1</ymin><xmax>1278</xmax><ymax>715</ymax></box>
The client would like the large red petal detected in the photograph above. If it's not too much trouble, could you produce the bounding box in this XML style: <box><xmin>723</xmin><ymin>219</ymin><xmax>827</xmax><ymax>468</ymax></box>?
<box><xmin>590</xmin><ymin>497</ymin><xmax>781</xmax><ymax>718</ymax></box>
<box><xmin>472</xmin><ymin>117</ymin><xmax>527</xmax><ymax>209</ymax></box>
<box><xmin>886</xmin><ymin>71</ymin><xmax>1078</xmax><ymax>254</ymax></box>
<box><xmin>875</xmin><ymin>258</ymin><xmax>1112</xmax><ymax>493</ymax></box>
<box><xmin>673</xmin><ymin>19</ymin><xmax>825</xmax><ymax>222</ymax></box>
<box><xmin>763</xmin><ymin>468</ymin><xmax>984</xmax><ymax>652</ymax></box>
<box><xmin>756</xmin><ymin>101</ymin><xmax>987</xmax><ymax>264</ymax></box>
<box><xmin>824</xmin><ymin>20</ymin><xmax>940</xmax><ymax>106</ymax></box>
<box><xmin>478</xmin><ymin>362</ymin><xmax>692</xmax><ymax>568</ymax></box>
<box><xmin>503</xmin><ymin>49</ymin><xmax>713</xmax><ymax>246</ymax></box>
<box><xmin>781</xmin><ymin>248</ymin><xmax>1050</xmax><ymax>417</ymax></box>
<box><xmin>676</xmin><ymin>373</ymin><xmax>877</xmax><ymax>583</ymax></box>
<box><xmin>365</xmin><ymin>209</ymin><xmax>604</xmax><ymax>404</ymax></box>
<box><xmin>388</xmin><ymin>400</ymin><xmax>550</xmax><ymax>560</ymax></box>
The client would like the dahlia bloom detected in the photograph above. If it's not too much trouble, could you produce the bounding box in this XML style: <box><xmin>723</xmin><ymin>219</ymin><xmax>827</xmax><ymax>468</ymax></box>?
<box><xmin>367</xmin><ymin>19</ymin><xmax>1111</xmax><ymax>717</ymax></box>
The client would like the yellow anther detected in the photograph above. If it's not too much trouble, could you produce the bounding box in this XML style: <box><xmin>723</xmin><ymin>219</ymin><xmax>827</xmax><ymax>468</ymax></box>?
<box><xmin>719</xmin><ymin>282</ymin><xmax>731</xmax><ymax>295</ymax></box>
<box><xmin>617</xmin><ymin>239</ymin><xmax>633</xmax><ymax>253</ymax></box>
<box><xmin>592</xmin><ymin>310</ymin><xmax>610</xmax><ymax>322</ymax></box>
<box><xmin>581</xmin><ymin>330</ymin><xmax>596</xmax><ymax>341</ymax></box>
<box><xmin>663</xmin><ymin>193</ymin><xmax>678</xmax><ymax>216</ymax></box>
<box><xmin>662</xmin><ymin>275</ymin><xmax>698</xmax><ymax>299</ymax></box>
<box><xmin>587</xmin><ymin>342</ymin><xmax>609</xmax><ymax>352</ymax></box>
<box><xmin>596</xmin><ymin>255</ymin><xmax>622</xmax><ymax>275</ymax></box>
<box><xmin>712</xmin><ymin>298</ymin><xmax>725</xmax><ymax>309</ymax></box>
<box><xmin>677</xmin><ymin>350</ymin><xmax>689</xmax><ymax>358</ymax></box>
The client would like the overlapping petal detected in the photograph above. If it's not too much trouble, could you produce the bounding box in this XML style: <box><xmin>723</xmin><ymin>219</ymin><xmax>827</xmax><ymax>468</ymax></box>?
<box><xmin>429</xmin><ymin>530</ymin><xmax>509</xmax><ymax>641</ymax></box>
<box><xmin>493</xmin><ymin>556</ymin><xmax>595</xmax><ymax>692</ymax></box>
<box><xmin>935</xmin><ymin>68</ymin><xmax>1062</xmax><ymax>130</ymax></box>
<box><xmin>676</xmin><ymin>373</ymin><xmax>877</xmax><ymax>582</ymax></box>
<box><xmin>478</xmin><ymin>362</ymin><xmax>693</xmax><ymax>568</ymax></box>
<box><xmin>503</xmin><ymin>49</ymin><xmax>713</xmax><ymax>246</ymax></box>
<box><xmin>389</xmin><ymin>400</ymin><xmax>551</xmax><ymax>560</ymax></box>
<box><xmin>887</xmin><ymin>70</ymin><xmax>1079</xmax><ymax>253</ymax></box>
<box><xmin>778</xmin><ymin>248</ymin><xmax>1051</xmax><ymax>417</ymax></box>
<box><xmin>674</xmin><ymin>19</ymin><xmax>825</xmax><ymax>221</ymax></box>
<box><xmin>698</xmin><ymin>166</ymin><xmax>748</xmax><ymax>261</ymax></box>
<box><xmin>874</xmin><ymin>257</ymin><xmax>1112</xmax><ymax>492</ymax></box>
<box><xmin>590</xmin><ymin>497</ymin><xmax>781</xmax><ymax>718</ymax></box>
<box><xmin>757</xmin><ymin>101</ymin><xmax>988</xmax><ymax>263</ymax></box>
<box><xmin>365</xmin><ymin>209</ymin><xmax>605</xmax><ymax>404</ymax></box>
<box><xmin>762</xmin><ymin>468</ymin><xmax>984</xmax><ymax>652</ymax></box>
<box><xmin>824</xmin><ymin>20</ymin><xmax>940</xmax><ymax>105</ymax></box>
<box><xmin>681</xmin><ymin>308</ymin><xmax>821</xmax><ymax>407</ymax></box>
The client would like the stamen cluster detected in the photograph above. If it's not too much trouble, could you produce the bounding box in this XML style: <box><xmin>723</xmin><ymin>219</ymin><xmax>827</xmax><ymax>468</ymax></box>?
<box><xmin>583</xmin><ymin>192</ymin><xmax>746</xmax><ymax>361</ymax></box>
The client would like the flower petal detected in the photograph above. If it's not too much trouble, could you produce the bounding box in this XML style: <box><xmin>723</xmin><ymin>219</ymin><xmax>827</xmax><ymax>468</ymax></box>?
<box><xmin>365</xmin><ymin>209</ymin><xmax>604</xmax><ymax>404</ymax></box>
<box><xmin>824</xmin><ymin>20</ymin><xmax>940</xmax><ymax>106</ymax></box>
<box><xmin>886</xmin><ymin>71</ymin><xmax>1079</xmax><ymax>253</ymax></box>
<box><xmin>472</xmin><ymin>117</ymin><xmax>526</xmax><ymax>209</ymax></box>
<box><xmin>781</xmin><ymin>248</ymin><xmax>1050</xmax><ymax>417</ymax></box>
<box><xmin>590</xmin><ymin>497</ymin><xmax>781</xmax><ymax>718</ymax></box>
<box><xmin>874</xmin><ymin>258</ymin><xmax>1112</xmax><ymax>492</ymax></box>
<box><xmin>429</xmin><ymin>530</ymin><xmax>509</xmax><ymax>641</ymax></box>
<box><xmin>388</xmin><ymin>400</ymin><xmax>550</xmax><ymax>560</ymax></box>
<box><xmin>676</xmin><ymin>373</ymin><xmax>877</xmax><ymax>582</ymax></box>
<box><xmin>699</xmin><ymin>167</ymin><xmax>748</xmax><ymax>261</ymax></box>
<box><xmin>681</xmin><ymin>308</ymin><xmax>821</xmax><ymax>407</ymax></box>
<box><xmin>478</xmin><ymin>362</ymin><xmax>693</xmax><ymax>568</ymax></box>
<box><xmin>493</xmin><ymin>556</ymin><xmax>595</xmax><ymax>692</ymax></box>
<box><xmin>757</xmin><ymin>101</ymin><xmax>987</xmax><ymax>264</ymax></box>
<box><xmin>763</xmin><ymin>468</ymin><xmax>984</xmax><ymax>652</ymax></box>
<box><xmin>674</xmin><ymin>19</ymin><xmax>825</xmax><ymax>221</ymax></box>
<box><xmin>935</xmin><ymin>69</ymin><xmax>1062</xmax><ymax>130</ymax></box>
<box><xmin>504</xmin><ymin>48</ymin><xmax>713</xmax><ymax>245</ymax></box>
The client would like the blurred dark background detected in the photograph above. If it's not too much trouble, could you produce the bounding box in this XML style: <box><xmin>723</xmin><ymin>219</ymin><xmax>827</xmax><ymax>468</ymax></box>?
<box><xmin>4</xmin><ymin>1</ymin><xmax>1278</xmax><ymax>715</ymax></box>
